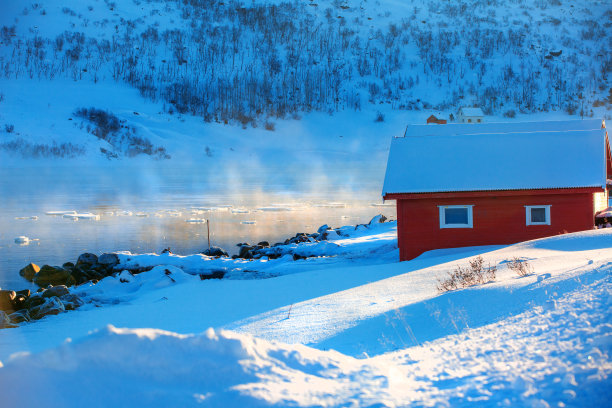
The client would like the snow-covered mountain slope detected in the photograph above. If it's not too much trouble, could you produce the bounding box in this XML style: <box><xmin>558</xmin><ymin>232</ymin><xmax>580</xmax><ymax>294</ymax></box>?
<box><xmin>0</xmin><ymin>0</ymin><xmax>610</xmax><ymax>162</ymax></box>
<box><xmin>0</xmin><ymin>226</ymin><xmax>610</xmax><ymax>407</ymax></box>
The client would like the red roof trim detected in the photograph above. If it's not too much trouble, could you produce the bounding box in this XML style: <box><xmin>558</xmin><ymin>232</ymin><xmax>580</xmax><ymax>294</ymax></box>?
<box><xmin>384</xmin><ymin>187</ymin><xmax>603</xmax><ymax>201</ymax></box>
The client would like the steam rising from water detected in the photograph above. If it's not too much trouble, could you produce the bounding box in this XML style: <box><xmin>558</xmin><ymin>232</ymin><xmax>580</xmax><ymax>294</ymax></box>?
<box><xmin>0</xmin><ymin>162</ymin><xmax>393</xmax><ymax>290</ymax></box>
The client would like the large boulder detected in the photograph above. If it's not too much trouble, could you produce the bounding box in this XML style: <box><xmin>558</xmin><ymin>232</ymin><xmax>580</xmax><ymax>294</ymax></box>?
<box><xmin>0</xmin><ymin>290</ymin><xmax>16</xmax><ymax>313</ymax></box>
<box><xmin>76</xmin><ymin>253</ymin><xmax>98</xmax><ymax>266</ymax></box>
<box><xmin>42</xmin><ymin>285</ymin><xmax>70</xmax><ymax>298</ymax></box>
<box><xmin>238</xmin><ymin>245</ymin><xmax>254</xmax><ymax>259</ymax></box>
<box><xmin>201</xmin><ymin>246</ymin><xmax>229</xmax><ymax>257</ymax></box>
<box><xmin>29</xmin><ymin>297</ymin><xmax>65</xmax><ymax>320</ymax></box>
<box><xmin>33</xmin><ymin>265</ymin><xmax>76</xmax><ymax>287</ymax></box>
<box><xmin>98</xmin><ymin>253</ymin><xmax>120</xmax><ymax>266</ymax></box>
<box><xmin>19</xmin><ymin>263</ymin><xmax>40</xmax><ymax>281</ymax></box>
<box><xmin>23</xmin><ymin>293</ymin><xmax>46</xmax><ymax>309</ymax></box>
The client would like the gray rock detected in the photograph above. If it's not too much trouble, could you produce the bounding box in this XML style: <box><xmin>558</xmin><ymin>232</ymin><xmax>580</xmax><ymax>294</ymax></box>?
<box><xmin>8</xmin><ymin>309</ymin><xmax>30</xmax><ymax>324</ymax></box>
<box><xmin>77</xmin><ymin>253</ymin><xmax>98</xmax><ymax>266</ymax></box>
<box><xmin>59</xmin><ymin>294</ymin><xmax>84</xmax><ymax>311</ymax></box>
<box><xmin>317</xmin><ymin>224</ymin><xmax>331</xmax><ymax>234</ymax></box>
<box><xmin>19</xmin><ymin>263</ymin><xmax>40</xmax><ymax>281</ymax></box>
<box><xmin>0</xmin><ymin>290</ymin><xmax>16</xmax><ymax>313</ymax></box>
<box><xmin>42</xmin><ymin>285</ymin><xmax>70</xmax><ymax>298</ymax></box>
<box><xmin>0</xmin><ymin>310</ymin><xmax>17</xmax><ymax>329</ymax></box>
<box><xmin>98</xmin><ymin>253</ymin><xmax>120</xmax><ymax>266</ymax></box>
<box><xmin>29</xmin><ymin>297</ymin><xmax>65</xmax><ymax>320</ymax></box>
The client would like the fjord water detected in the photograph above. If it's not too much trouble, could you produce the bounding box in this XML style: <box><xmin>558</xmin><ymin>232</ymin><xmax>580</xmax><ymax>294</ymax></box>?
<box><xmin>0</xmin><ymin>164</ymin><xmax>393</xmax><ymax>290</ymax></box>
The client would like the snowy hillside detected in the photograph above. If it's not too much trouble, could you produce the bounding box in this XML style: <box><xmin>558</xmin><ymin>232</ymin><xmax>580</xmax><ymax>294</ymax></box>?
<box><xmin>0</xmin><ymin>224</ymin><xmax>610</xmax><ymax>406</ymax></box>
<box><xmin>0</xmin><ymin>0</ymin><xmax>611</xmax><ymax>161</ymax></box>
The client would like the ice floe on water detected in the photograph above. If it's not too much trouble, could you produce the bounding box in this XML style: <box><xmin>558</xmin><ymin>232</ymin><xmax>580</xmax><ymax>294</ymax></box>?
<box><xmin>370</xmin><ymin>203</ymin><xmax>395</xmax><ymax>207</ymax></box>
<box><xmin>231</xmin><ymin>209</ymin><xmax>250</xmax><ymax>214</ymax></box>
<box><xmin>241</xmin><ymin>221</ymin><xmax>256</xmax><ymax>225</ymax></box>
<box><xmin>185</xmin><ymin>219</ymin><xmax>206</xmax><ymax>224</ymax></box>
<box><xmin>14</xmin><ymin>216</ymin><xmax>38</xmax><ymax>220</ymax></box>
<box><xmin>116</xmin><ymin>210</ymin><xmax>133</xmax><ymax>217</ymax></box>
<box><xmin>257</xmin><ymin>206</ymin><xmax>292</xmax><ymax>212</ymax></box>
<box><xmin>14</xmin><ymin>236</ymin><xmax>30</xmax><ymax>244</ymax></box>
<box><xmin>314</xmin><ymin>202</ymin><xmax>347</xmax><ymax>208</ymax></box>
<box><xmin>134</xmin><ymin>212</ymin><xmax>149</xmax><ymax>217</ymax></box>
<box><xmin>62</xmin><ymin>213</ymin><xmax>100</xmax><ymax>221</ymax></box>
<box><xmin>45</xmin><ymin>210</ymin><xmax>77</xmax><ymax>216</ymax></box>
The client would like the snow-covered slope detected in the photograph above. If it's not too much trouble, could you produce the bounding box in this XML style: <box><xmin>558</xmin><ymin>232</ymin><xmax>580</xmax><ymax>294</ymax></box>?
<box><xmin>0</xmin><ymin>227</ymin><xmax>610</xmax><ymax>407</ymax></box>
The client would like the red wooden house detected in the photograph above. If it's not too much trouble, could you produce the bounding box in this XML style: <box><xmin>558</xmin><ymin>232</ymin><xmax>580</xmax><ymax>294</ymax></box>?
<box><xmin>426</xmin><ymin>115</ymin><xmax>447</xmax><ymax>124</ymax></box>
<box><xmin>382</xmin><ymin>119</ymin><xmax>610</xmax><ymax>261</ymax></box>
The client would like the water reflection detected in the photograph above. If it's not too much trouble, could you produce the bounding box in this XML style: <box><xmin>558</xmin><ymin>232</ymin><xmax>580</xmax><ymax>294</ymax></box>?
<box><xmin>0</xmin><ymin>163</ymin><xmax>393</xmax><ymax>289</ymax></box>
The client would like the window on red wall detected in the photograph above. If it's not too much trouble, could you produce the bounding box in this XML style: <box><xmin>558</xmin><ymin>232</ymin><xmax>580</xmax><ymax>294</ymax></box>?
<box><xmin>439</xmin><ymin>205</ymin><xmax>474</xmax><ymax>228</ymax></box>
<box><xmin>525</xmin><ymin>205</ymin><xmax>551</xmax><ymax>225</ymax></box>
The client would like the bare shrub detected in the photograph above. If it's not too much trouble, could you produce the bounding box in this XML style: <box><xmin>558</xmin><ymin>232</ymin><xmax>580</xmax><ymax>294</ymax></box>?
<box><xmin>0</xmin><ymin>138</ymin><xmax>85</xmax><ymax>158</ymax></box>
<box><xmin>506</xmin><ymin>257</ymin><xmax>534</xmax><ymax>277</ymax></box>
<box><xmin>264</xmin><ymin>121</ymin><xmax>275</xmax><ymax>131</ymax></box>
<box><xmin>437</xmin><ymin>256</ymin><xmax>497</xmax><ymax>292</ymax></box>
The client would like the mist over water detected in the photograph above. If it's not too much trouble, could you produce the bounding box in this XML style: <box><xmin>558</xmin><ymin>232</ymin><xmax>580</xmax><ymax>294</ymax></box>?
<box><xmin>0</xmin><ymin>163</ymin><xmax>394</xmax><ymax>290</ymax></box>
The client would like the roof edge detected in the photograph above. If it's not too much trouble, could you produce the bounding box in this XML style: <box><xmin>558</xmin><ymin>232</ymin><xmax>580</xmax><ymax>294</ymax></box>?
<box><xmin>383</xmin><ymin>186</ymin><xmax>603</xmax><ymax>200</ymax></box>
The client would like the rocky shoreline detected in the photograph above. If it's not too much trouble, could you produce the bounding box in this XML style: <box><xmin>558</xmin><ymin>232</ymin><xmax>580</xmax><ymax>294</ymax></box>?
<box><xmin>0</xmin><ymin>215</ymin><xmax>388</xmax><ymax>329</ymax></box>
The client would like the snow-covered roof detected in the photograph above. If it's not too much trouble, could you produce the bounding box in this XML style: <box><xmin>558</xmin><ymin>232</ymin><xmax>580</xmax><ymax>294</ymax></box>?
<box><xmin>383</xmin><ymin>122</ymin><xmax>608</xmax><ymax>195</ymax></box>
<box><xmin>459</xmin><ymin>107</ymin><xmax>484</xmax><ymax>117</ymax></box>
<box><xmin>403</xmin><ymin>119</ymin><xmax>604</xmax><ymax>138</ymax></box>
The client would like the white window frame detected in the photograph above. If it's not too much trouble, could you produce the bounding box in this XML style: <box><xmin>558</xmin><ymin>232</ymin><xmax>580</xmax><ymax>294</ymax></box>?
<box><xmin>525</xmin><ymin>205</ymin><xmax>551</xmax><ymax>226</ymax></box>
<box><xmin>438</xmin><ymin>205</ymin><xmax>474</xmax><ymax>229</ymax></box>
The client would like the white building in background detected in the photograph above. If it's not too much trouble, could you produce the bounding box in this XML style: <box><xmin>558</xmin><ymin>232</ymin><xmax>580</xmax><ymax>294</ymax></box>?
<box><xmin>457</xmin><ymin>107</ymin><xmax>484</xmax><ymax>123</ymax></box>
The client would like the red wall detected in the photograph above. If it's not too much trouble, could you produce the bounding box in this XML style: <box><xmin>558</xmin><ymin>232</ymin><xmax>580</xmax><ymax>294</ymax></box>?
<box><xmin>394</xmin><ymin>191</ymin><xmax>597</xmax><ymax>261</ymax></box>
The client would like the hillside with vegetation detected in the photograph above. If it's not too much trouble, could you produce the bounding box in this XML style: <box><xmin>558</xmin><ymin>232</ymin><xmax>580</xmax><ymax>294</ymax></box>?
<box><xmin>1</xmin><ymin>0</ymin><xmax>610</xmax><ymax>129</ymax></box>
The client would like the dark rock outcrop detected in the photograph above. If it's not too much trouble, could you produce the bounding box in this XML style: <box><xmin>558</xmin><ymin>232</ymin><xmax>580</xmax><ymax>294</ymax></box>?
<box><xmin>33</xmin><ymin>265</ymin><xmax>76</xmax><ymax>287</ymax></box>
<box><xmin>76</xmin><ymin>253</ymin><xmax>98</xmax><ymax>266</ymax></box>
<box><xmin>98</xmin><ymin>253</ymin><xmax>120</xmax><ymax>266</ymax></box>
<box><xmin>201</xmin><ymin>246</ymin><xmax>229</xmax><ymax>257</ymax></box>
